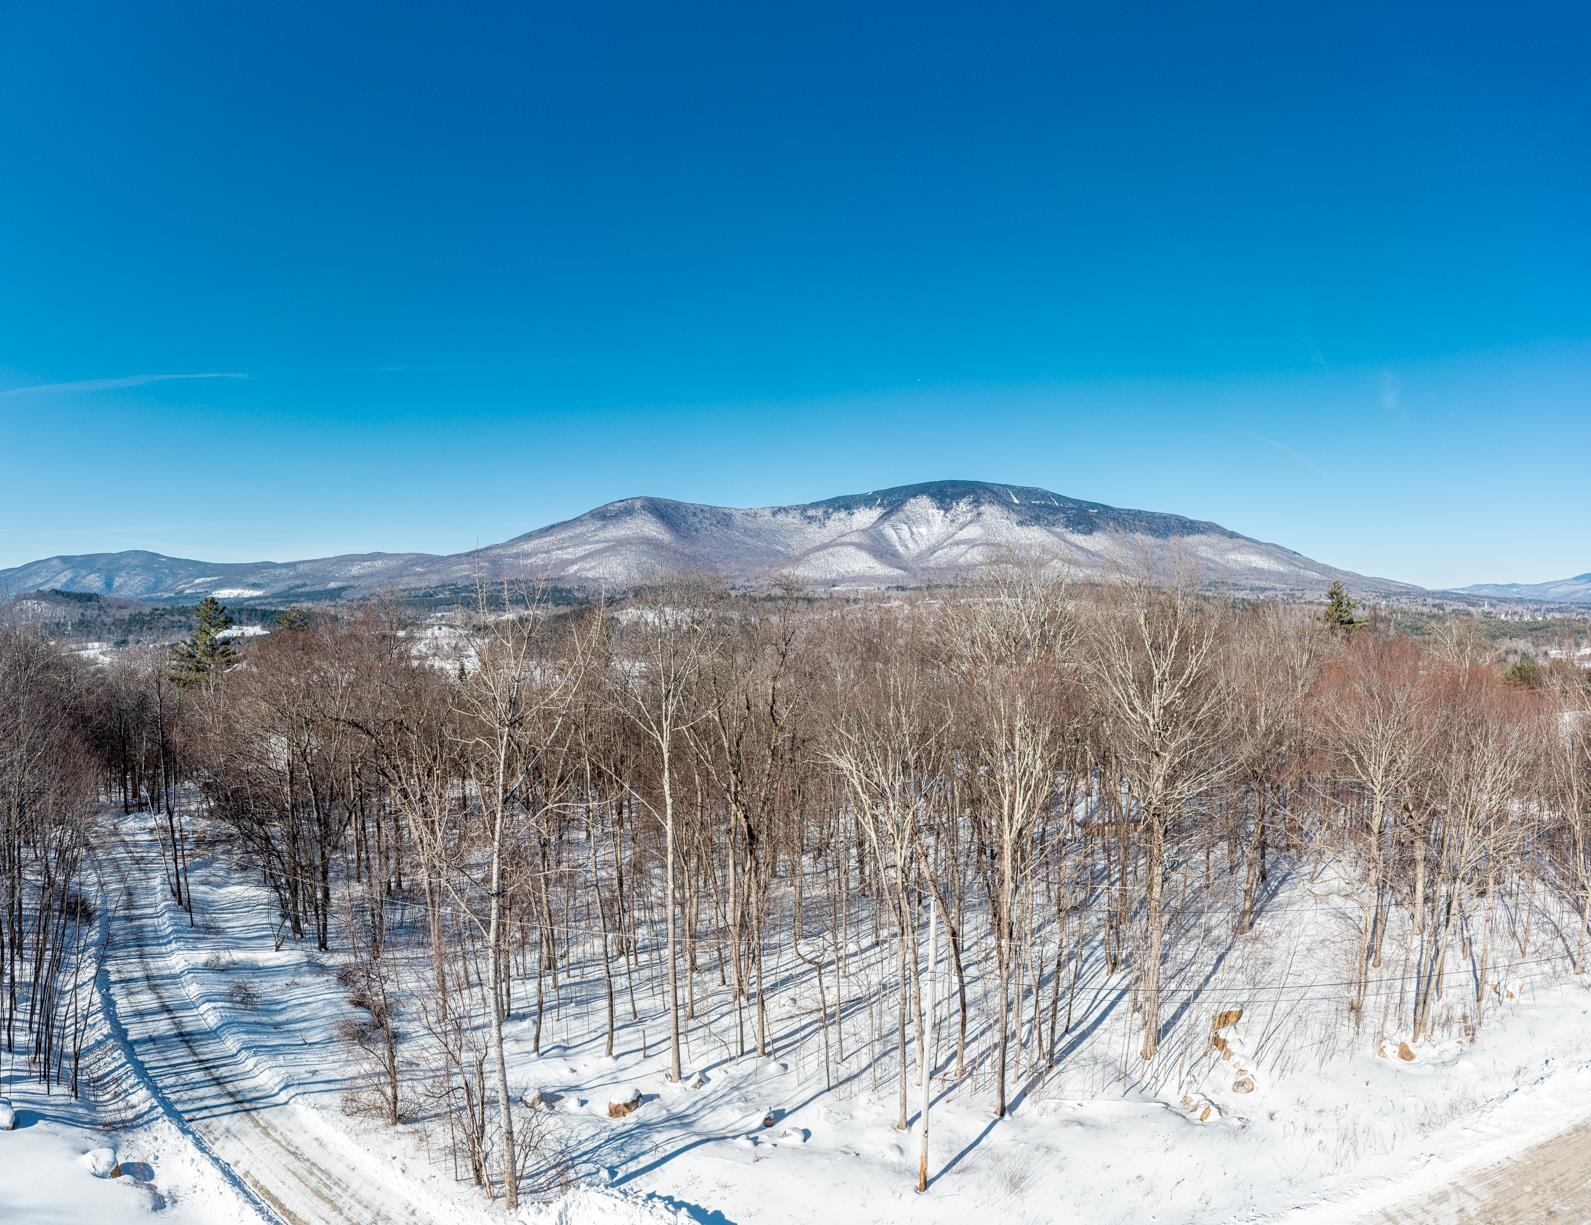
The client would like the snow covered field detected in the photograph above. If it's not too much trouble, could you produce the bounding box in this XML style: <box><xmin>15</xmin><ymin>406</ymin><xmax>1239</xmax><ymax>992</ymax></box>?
<box><xmin>8</xmin><ymin>804</ymin><xmax>1591</xmax><ymax>1225</ymax></box>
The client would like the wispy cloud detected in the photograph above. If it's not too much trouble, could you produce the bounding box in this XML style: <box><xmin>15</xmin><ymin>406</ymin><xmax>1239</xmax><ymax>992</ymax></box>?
<box><xmin>1379</xmin><ymin>369</ymin><xmax>1402</xmax><ymax>413</ymax></box>
<box><xmin>344</xmin><ymin>361</ymin><xmax>476</xmax><ymax>375</ymax></box>
<box><xmin>0</xmin><ymin>372</ymin><xmax>248</xmax><ymax>398</ymax></box>
<box><xmin>1243</xmin><ymin>431</ymin><xmax>1325</xmax><ymax>476</ymax></box>
<box><xmin>0</xmin><ymin>522</ymin><xmax>230</xmax><ymax>536</ymax></box>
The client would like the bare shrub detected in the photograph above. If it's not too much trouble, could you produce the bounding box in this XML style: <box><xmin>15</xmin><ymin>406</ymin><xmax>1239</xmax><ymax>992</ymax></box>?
<box><xmin>226</xmin><ymin>980</ymin><xmax>262</xmax><ymax>1010</ymax></box>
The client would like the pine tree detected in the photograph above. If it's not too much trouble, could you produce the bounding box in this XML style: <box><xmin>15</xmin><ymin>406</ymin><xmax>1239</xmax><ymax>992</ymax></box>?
<box><xmin>273</xmin><ymin>606</ymin><xmax>311</xmax><ymax>633</ymax></box>
<box><xmin>1321</xmin><ymin>581</ymin><xmax>1360</xmax><ymax>637</ymax></box>
<box><xmin>169</xmin><ymin>597</ymin><xmax>239</xmax><ymax>687</ymax></box>
<box><xmin>1503</xmin><ymin>657</ymin><xmax>1544</xmax><ymax>690</ymax></box>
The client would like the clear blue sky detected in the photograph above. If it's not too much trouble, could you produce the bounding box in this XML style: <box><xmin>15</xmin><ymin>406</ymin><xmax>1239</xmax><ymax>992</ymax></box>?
<box><xmin>1</xmin><ymin>2</ymin><xmax>1586</xmax><ymax>589</ymax></box>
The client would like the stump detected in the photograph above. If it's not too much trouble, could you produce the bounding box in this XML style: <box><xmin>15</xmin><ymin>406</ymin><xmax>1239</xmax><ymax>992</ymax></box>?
<box><xmin>607</xmin><ymin>1089</ymin><xmax>643</xmax><ymax>1119</ymax></box>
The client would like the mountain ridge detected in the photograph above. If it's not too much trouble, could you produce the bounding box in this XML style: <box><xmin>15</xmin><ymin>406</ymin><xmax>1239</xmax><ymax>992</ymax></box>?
<box><xmin>1454</xmin><ymin>573</ymin><xmax>1591</xmax><ymax>605</ymax></box>
<box><xmin>0</xmin><ymin>480</ymin><xmax>1418</xmax><ymax>604</ymax></box>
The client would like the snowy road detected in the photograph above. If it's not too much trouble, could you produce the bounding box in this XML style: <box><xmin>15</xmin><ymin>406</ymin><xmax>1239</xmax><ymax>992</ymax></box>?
<box><xmin>1371</xmin><ymin>1117</ymin><xmax>1591</xmax><ymax>1224</ymax></box>
<box><xmin>99</xmin><ymin>822</ymin><xmax>427</xmax><ymax>1225</ymax></box>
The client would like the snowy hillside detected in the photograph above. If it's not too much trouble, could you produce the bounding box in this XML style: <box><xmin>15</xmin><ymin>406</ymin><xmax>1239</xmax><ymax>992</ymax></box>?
<box><xmin>14</xmin><ymin>802</ymin><xmax>1591</xmax><ymax>1225</ymax></box>
<box><xmin>0</xmin><ymin>481</ymin><xmax>1415</xmax><ymax>602</ymax></box>
<box><xmin>1456</xmin><ymin>572</ymin><xmax>1591</xmax><ymax>605</ymax></box>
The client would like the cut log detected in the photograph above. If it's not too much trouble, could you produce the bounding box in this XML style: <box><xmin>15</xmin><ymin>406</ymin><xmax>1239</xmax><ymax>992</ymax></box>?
<box><xmin>607</xmin><ymin>1089</ymin><xmax>643</xmax><ymax>1119</ymax></box>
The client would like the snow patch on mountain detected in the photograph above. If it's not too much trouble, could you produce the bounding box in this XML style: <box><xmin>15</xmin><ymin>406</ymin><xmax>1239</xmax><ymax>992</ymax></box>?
<box><xmin>1456</xmin><ymin>572</ymin><xmax>1591</xmax><ymax>605</ymax></box>
<box><xmin>0</xmin><ymin>481</ymin><xmax>1417</xmax><ymax>603</ymax></box>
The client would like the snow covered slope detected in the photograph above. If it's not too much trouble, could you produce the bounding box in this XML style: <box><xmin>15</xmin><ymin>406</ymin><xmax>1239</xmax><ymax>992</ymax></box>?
<box><xmin>0</xmin><ymin>548</ymin><xmax>441</xmax><ymax>603</ymax></box>
<box><xmin>0</xmin><ymin>480</ymin><xmax>1416</xmax><ymax>601</ymax></box>
<box><xmin>1455</xmin><ymin>572</ymin><xmax>1591</xmax><ymax>604</ymax></box>
<box><xmin>62</xmin><ymin>804</ymin><xmax>1591</xmax><ymax>1225</ymax></box>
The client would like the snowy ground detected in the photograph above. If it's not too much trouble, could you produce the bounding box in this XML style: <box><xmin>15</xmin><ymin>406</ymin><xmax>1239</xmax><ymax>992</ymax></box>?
<box><xmin>6</xmin><ymin>809</ymin><xmax>1591</xmax><ymax>1223</ymax></box>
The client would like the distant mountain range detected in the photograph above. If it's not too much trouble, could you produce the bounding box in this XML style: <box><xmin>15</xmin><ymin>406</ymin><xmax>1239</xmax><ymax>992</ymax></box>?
<box><xmin>1456</xmin><ymin>574</ymin><xmax>1591</xmax><ymax>605</ymax></box>
<box><xmin>0</xmin><ymin>479</ymin><xmax>1427</xmax><ymax>605</ymax></box>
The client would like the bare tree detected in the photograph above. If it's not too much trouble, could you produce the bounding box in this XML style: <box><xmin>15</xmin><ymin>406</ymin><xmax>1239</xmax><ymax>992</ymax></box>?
<box><xmin>450</xmin><ymin>586</ymin><xmax>591</xmax><ymax>1207</ymax></box>
<box><xmin>1085</xmin><ymin>580</ymin><xmax>1231</xmax><ymax>1060</ymax></box>
<box><xmin>610</xmin><ymin>580</ymin><xmax>720</xmax><ymax>1083</ymax></box>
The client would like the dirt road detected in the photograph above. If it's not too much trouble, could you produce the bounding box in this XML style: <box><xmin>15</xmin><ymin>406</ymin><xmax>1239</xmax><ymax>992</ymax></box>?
<box><xmin>1370</xmin><ymin>1118</ymin><xmax>1591</xmax><ymax>1223</ymax></box>
<box><xmin>97</xmin><ymin>822</ymin><xmax>426</xmax><ymax>1225</ymax></box>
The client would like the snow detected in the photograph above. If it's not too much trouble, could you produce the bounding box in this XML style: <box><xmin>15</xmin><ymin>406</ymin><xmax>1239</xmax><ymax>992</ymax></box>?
<box><xmin>12</xmin><ymin>805</ymin><xmax>1591</xmax><ymax>1224</ymax></box>
<box><xmin>69</xmin><ymin>640</ymin><xmax>118</xmax><ymax>665</ymax></box>
<box><xmin>0</xmin><ymin>1119</ymin><xmax>200</xmax><ymax>1223</ymax></box>
<box><xmin>0</xmin><ymin>1030</ymin><xmax>252</xmax><ymax>1224</ymax></box>
<box><xmin>520</xmin><ymin>1186</ymin><xmax>695</xmax><ymax>1224</ymax></box>
<box><xmin>1209</xmin><ymin>548</ymin><xmax>1304</xmax><ymax>575</ymax></box>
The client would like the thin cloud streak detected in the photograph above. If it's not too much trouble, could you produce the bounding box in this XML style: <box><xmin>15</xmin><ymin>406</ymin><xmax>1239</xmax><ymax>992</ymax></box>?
<box><xmin>0</xmin><ymin>522</ymin><xmax>231</xmax><ymax>536</ymax></box>
<box><xmin>0</xmin><ymin>372</ymin><xmax>248</xmax><ymax>398</ymax></box>
<box><xmin>1379</xmin><ymin>369</ymin><xmax>1403</xmax><ymax>413</ymax></box>
<box><xmin>1242</xmin><ymin>431</ymin><xmax>1325</xmax><ymax>476</ymax></box>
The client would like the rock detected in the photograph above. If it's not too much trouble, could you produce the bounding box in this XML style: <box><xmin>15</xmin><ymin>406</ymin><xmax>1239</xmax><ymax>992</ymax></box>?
<box><xmin>1211</xmin><ymin>1034</ymin><xmax>1229</xmax><ymax>1055</ymax></box>
<box><xmin>83</xmin><ymin>1147</ymin><xmax>120</xmax><ymax>1178</ymax></box>
<box><xmin>1199</xmin><ymin>1105</ymin><xmax>1212</xmax><ymax>1121</ymax></box>
<box><xmin>607</xmin><ymin>1089</ymin><xmax>643</xmax><ymax>1119</ymax></box>
<box><xmin>0</xmin><ymin>1100</ymin><xmax>14</xmax><ymax>1130</ymax></box>
<box><xmin>761</xmin><ymin>1108</ymin><xmax>779</xmax><ymax>1129</ymax></box>
<box><xmin>1212</xmin><ymin>1009</ymin><xmax>1243</xmax><ymax>1031</ymax></box>
<box><xmin>1397</xmin><ymin>1041</ymin><xmax>1416</xmax><ymax>1062</ymax></box>
<box><xmin>1232</xmin><ymin>1076</ymin><xmax>1256</xmax><ymax>1094</ymax></box>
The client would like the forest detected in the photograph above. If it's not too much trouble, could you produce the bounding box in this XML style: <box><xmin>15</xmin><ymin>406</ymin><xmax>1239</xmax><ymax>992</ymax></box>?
<box><xmin>4</xmin><ymin>574</ymin><xmax>1590</xmax><ymax>1207</ymax></box>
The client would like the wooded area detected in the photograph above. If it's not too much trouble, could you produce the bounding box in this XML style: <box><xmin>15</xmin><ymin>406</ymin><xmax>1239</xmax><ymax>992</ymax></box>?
<box><xmin>5</xmin><ymin>577</ymin><xmax>1590</xmax><ymax>1203</ymax></box>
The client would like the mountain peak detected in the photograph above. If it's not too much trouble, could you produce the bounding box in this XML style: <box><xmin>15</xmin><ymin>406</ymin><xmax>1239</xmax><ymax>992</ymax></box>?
<box><xmin>0</xmin><ymin>481</ymin><xmax>1413</xmax><ymax>603</ymax></box>
<box><xmin>807</xmin><ymin>480</ymin><xmax>1237</xmax><ymax>541</ymax></box>
<box><xmin>1454</xmin><ymin>572</ymin><xmax>1591</xmax><ymax>604</ymax></box>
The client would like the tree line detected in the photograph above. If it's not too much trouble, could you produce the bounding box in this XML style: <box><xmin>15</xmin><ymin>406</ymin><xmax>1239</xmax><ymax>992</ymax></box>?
<box><xmin>7</xmin><ymin>574</ymin><xmax>1590</xmax><ymax>1203</ymax></box>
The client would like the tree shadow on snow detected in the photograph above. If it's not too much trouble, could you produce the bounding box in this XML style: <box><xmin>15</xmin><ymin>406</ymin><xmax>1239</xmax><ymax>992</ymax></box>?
<box><xmin>645</xmin><ymin>1192</ymin><xmax>739</xmax><ymax>1225</ymax></box>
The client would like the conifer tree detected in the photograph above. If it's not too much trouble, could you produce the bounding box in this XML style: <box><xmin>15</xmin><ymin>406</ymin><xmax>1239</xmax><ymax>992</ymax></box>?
<box><xmin>273</xmin><ymin>606</ymin><xmax>311</xmax><ymax>633</ymax></box>
<box><xmin>169</xmin><ymin>596</ymin><xmax>238</xmax><ymax>687</ymax></box>
<box><xmin>1503</xmin><ymin>657</ymin><xmax>1544</xmax><ymax>689</ymax></box>
<box><xmin>1321</xmin><ymin>580</ymin><xmax>1360</xmax><ymax>637</ymax></box>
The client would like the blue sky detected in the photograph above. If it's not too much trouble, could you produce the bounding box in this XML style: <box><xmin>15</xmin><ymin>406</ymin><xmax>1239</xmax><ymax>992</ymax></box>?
<box><xmin>1</xmin><ymin>2</ymin><xmax>1586</xmax><ymax>588</ymax></box>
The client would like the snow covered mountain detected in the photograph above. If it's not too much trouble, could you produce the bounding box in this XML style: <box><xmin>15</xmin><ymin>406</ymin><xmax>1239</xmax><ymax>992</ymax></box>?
<box><xmin>0</xmin><ymin>480</ymin><xmax>1415</xmax><ymax>603</ymax></box>
<box><xmin>1454</xmin><ymin>573</ymin><xmax>1591</xmax><ymax>605</ymax></box>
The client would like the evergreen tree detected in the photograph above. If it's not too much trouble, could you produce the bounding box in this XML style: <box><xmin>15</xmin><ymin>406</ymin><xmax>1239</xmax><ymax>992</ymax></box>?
<box><xmin>1503</xmin><ymin>657</ymin><xmax>1544</xmax><ymax>690</ymax></box>
<box><xmin>1321</xmin><ymin>580</ymin><xmax>1360</xmax><ymax>637</ymax></box>
<box><xmin>273</xmin><ymin>606</ymin><xmax>311</xmax><ymax>633</ymax></box>
<box><xmin>169</xmin><ymin>596</ymin><xmax>238</xmax><ymax>687</ymax></box>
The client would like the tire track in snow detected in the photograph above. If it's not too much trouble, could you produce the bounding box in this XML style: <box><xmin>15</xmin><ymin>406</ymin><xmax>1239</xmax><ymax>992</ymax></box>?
<box><xmin>1371</xmin><ymin>1117</ymin><xmax>1591</xmax><ymax>1224</ymax></box>
<box><xmin>90</xmin><ymin>852</ymin><xmax>283</xmax><ymax>1225</ymax></box>
<box><xmin>100</xmin><ymin>822</ymin><xmax>425</xmax><ymax>1225</ymax></box>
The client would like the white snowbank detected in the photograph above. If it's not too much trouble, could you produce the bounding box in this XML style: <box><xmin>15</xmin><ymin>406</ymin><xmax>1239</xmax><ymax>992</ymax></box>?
<box><xmin>518</xmin><ymin>1186</ymin><xmax>694</xmax><ymax>1224</ymax></box>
